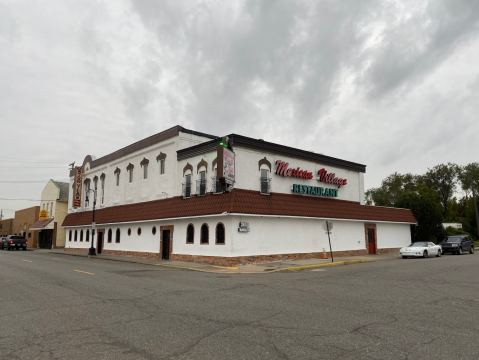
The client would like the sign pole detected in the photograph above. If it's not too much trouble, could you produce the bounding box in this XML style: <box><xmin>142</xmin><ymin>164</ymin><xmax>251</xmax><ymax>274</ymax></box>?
<box><xmin>327</xmin><ymin>221</ymin><xmax>334</xmax><ymax>263</ymax></box>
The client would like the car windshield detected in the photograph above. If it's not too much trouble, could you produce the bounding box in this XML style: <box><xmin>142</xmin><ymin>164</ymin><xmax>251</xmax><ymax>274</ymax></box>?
<box><xmin>442</xmin><ymin>237</ymin><xmax>462</xmax><ymax>243</ymax></box>
<box><xmin>409</xmin><ymin>242</ymin><xmax>428</xmax><ymax>247</ymax></box>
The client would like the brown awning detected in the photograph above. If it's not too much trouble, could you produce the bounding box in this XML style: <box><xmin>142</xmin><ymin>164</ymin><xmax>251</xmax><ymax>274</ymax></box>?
<box><xmin>29</xmin><ymin>218</ymin><xmax>54</xmax><ymax>230</ymax></box>
<box><xmin>62</xmin><ymin>189</ymin><xmax>416</xmax><ymax>227</ymax></box>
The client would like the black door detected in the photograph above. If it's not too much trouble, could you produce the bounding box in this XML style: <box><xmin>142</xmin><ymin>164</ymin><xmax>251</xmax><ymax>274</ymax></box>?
<box><xmin>97</xmin><ymin>231</ymin><xmax>103</xmax><ymax>254</ymax></box>
<box><xmin>162</xmin><ymin>230</ymin><xmax>170</xmax><ymax>260</ymax></box>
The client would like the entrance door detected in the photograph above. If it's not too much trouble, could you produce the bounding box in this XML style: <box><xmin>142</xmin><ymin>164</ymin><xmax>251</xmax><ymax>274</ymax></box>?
<box><xmin>367</xmin><ymin>228</ymin><xmax>376</xmax><ymax>254</ymax></box>
<box><xmin>162</xmin><ymin>230</ymin><xmax>170</xmax><ymax>260</ymax></box>
<box><xmin>97</xmin><ymin>231</ymin><xmax>104</xmax><ymax>254</ymax></box>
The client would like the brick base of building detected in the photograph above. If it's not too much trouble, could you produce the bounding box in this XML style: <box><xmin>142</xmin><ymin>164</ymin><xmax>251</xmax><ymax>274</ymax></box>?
<box><xmin>64</xmin><ymin>247</ymin><xmax>401</xmax><ymax>266</ymax></box>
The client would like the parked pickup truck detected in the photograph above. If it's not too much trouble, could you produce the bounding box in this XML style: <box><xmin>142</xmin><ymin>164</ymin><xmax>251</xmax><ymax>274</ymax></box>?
<box><xmin>0</xmin><ymin>235</ymin><xmax>27</xmax><ymax>251</ymax></box>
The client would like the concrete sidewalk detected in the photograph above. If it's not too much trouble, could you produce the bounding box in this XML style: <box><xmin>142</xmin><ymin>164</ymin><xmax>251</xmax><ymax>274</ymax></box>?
<box><xmin>33</xmin><ymin>249</ymin><xmax>399</xmax><ymax>273</ymax></box>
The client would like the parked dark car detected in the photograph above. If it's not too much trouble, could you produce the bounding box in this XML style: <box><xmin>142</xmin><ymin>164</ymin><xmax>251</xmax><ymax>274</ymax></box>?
<box><xmin>0</xmin><ymin>235</ymin><xmax>27</xmax><ymax>251</ymax></box>
<box><xmin>439</xmin><ymin>235</ymin><xmax>474</xmax><ymax>255</ymax></box>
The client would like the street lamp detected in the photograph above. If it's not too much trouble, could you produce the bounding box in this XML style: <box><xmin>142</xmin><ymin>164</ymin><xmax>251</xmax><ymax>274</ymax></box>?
<box><xmin>85</xmin><ymin>188</ymin><xmax>97</xmax><ymax>256</ymax></box>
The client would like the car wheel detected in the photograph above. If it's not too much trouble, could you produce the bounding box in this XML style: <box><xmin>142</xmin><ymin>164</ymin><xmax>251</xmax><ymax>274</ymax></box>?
<box><xmin>470</xmin><ymin>247</ymin><xmax>474</xmax><ymax>254</ymax></box>
<box><xmin>15</xmin><ymin>247</ymin><xmax>19</xmax><ymax>251</ymax></box>
<box><xmin>423</xmin><ymin>250</ymin><xmax>428</xmax><ymax>258</ymax></box>
<box><xmin>436</xmin><ymin>250</ymin><xmax>441</xmax><ymax>257</ymax></box>
<box><xmin>22</xmin><ymin>247</ymin><xmax>27</xmax><ymax>251</ymax></box>
<box><xmin>458</xmin><ymin>247</ymin><xmax>463</xmax><ymax>255</ymax></box>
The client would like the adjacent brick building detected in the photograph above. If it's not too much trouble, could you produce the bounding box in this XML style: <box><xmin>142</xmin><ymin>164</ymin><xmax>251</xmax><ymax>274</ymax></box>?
<box><xmin>0</xmin><ymin>218</ymin><xmax>14</xmax><ymax>237</ymax></box>
<box><xmin>14</xmin><ymin>206</ymin><xmax>40</xmax><ymax>248</ymax></box>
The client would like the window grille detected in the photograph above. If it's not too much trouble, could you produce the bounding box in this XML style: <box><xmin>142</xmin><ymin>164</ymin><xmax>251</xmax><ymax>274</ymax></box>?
<box><xmin>196</xmin><ymin>175</ymin><xmax>207</xmax><ymax>196</ymax></box>
<box><xmin>182</xmin><ymin>175</ymin><xmax>192</xmax><ymax>198</ymax></box>
<box><xmin>260</xmin><ymin>169</ymin><xmax>271</xmax><ymax>195</ymax></box>
<box><xmin>211</xmin><ymin>177</ymin><xmax>222</xmax><ymax>193</ymax></box>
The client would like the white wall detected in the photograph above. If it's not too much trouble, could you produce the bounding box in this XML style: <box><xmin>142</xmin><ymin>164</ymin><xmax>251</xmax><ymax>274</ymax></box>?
<box><xmin>233</xmin><ymin>147</ymin><xmax>363</xmax><ymax>202</ymax></box>
<box><xmin>376</xmin><ymin>223</ymin><xmax>411</xmax><ymax>249</ymax></box>
<box><xmin>68</xmin><ymin>131</ymin><xmax>213</xmax><ymax>213</ymax></box>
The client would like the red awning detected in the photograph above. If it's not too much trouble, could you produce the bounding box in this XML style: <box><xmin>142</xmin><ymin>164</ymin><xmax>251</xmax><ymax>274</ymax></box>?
<box><xmin>62</xmin><ymin>189</ymin><xmax>416</xmax><ymax>227</ymax></box>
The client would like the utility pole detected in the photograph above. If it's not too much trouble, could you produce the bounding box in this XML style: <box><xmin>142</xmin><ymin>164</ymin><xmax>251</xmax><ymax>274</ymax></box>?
<box><xmin>471</xmin><ymin>180</ymin><xmax>479</xmax><ymax>240</ymax></box>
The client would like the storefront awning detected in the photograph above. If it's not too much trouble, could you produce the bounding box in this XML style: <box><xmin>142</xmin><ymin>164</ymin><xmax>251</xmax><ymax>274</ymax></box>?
<box><xmin>30</xmin><ymin>218</ymin><xmax>54</xmax><ymax>230</ymax></box>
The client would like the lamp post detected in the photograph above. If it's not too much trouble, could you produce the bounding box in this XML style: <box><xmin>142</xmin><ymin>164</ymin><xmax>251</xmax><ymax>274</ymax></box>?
<box><xmin>85</xmin><ymin>188</ymin><xmax>97</xmax><ymax>256</ymax></box>
<box><xmin>470</xmin><ymin>180</ymin><xmax>479</xmax><ymax>240</ymax></box>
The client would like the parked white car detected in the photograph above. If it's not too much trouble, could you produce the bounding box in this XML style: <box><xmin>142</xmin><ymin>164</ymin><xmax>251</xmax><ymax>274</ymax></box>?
<box><xmin>400</xmin><ymin>242</ymin><xmax>442</xmax><ymax>258</ymax></box>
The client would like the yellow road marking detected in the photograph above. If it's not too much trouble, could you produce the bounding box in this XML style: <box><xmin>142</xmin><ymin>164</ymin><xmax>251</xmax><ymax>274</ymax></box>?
<box><xmin>212</xmin><ymin>265</ymin><xmax>239</xmax><ymax>270</ymax></box>
<box><xmin>22</xmin><ymin>259</ymin><xmax>32</xmax><ymax>262</ymax></box>
<box><xmin>74</xmin><ymin>270</ymin><xmax>95</xmax><ymax>275</ymax></box>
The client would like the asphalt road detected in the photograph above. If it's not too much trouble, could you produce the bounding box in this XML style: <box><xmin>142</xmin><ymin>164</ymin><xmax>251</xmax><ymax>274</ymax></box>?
<box><xmin>1</xmin><ymin>250</ymin><xmax>478</xmax><ymax>360</ymax></box>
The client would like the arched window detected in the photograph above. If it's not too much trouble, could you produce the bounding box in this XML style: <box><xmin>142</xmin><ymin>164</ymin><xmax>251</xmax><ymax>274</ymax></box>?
<box><xmin>80</xmin><ymin>230</ymin><xmax>84</xmax><ymax>242</ymax></box>
<box><xmin>74</xmin><ymin>230</ymin><xmax>78</xmax><ymax>241</ymax></box>
<box><xmin>128</xmin><ymin>228</ymin><xmax>131</xmax><ymax>236</ymax></box>
<box><xmin>152</xmin><ymin>226</ymin><xmax>156</xmax><ymax>235</ymax></box>
<box><xmin>137</xmin><ymin>227</ymin><xmax>142</xmax><ymax>236</ymax></box>
<box><xmin>116</xmin><ymin>228</ymin><xmax>121</xmax><ymax>243</ymax></box>
<box><xmin>216</xmin><ymin>223</ymin><xmax>225</xmax><ymax>244</ymax></box>
<box><xmin>69</xmin><ymin>230</ymin><xmax>72</xmax><ymax>241</ymax></box>
<box><xmin>186</xmin><ymin>224</ymin><xmax>194</xmax><ymax>244</ymax></box>
<box><xmin>108</xmin><ymin>229</ymin><xmax>112</xmax><ymax>243</ymax></box>
<box><xmin>86</xmin><ymin>229</ymin><xmax>90</xmax><ymax>242</ymax></box>
<box><xmin>200</xmin><ymin>224</ymin><xmax>209</xmax><ymax>244</ymax></box>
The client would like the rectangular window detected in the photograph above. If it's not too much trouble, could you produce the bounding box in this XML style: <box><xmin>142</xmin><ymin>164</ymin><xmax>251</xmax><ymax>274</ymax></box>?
<box><xmin>85</xmin><ymin>183</ymin><xmax>90</xmax><ymax>207</ymax></box>
<box><xmin>160</xmin><ymin>159</ymin><xmax>165</xmax><ymax>175</ymax></box>
<box><xmin>101</xmin><ymin>178</ymin><xmax>105</xmax><ymax>204</ymax></box>
<box><xmin>116</xmin><ymin>173</ymin><xmax>120</xmax><ymax>186</ymax></box>
<box><xmin>129</xmin><ymin>169</ymin><xmax>133</xmax><ymax>183</ymax></box>
<box><xmin>143</xmin><ymin>164</ymin><xmax>148</xmax><ymax>179</ymax></box>
<box><xmin>94</xmin><ymin>179</ymin><xmax>98</xmax><ymax>191</ymax></box>
<box><xmin>185</xmin><ymin>174</ymin><xmax>191</xmax><ymax>197</ymax></box>
<box><xmin>28</xmin><ymin>233</ymin><xmax>31</xmax><ymax>238</ymax></box>
<box><xmin>50</xmin><ymin>202</ymin><xmax>53</xmax><ymax>215</ymax></box>
<box><xmin>261</xmin><ymin>169</ymin><xmax>270</xmax><ymax>194</ymax></box>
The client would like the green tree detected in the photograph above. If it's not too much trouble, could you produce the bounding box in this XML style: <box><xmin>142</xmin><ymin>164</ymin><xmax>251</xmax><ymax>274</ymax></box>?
<box><xmin>395</xmin><ymin>186</ymin><xmax>444</xmax><ymax>242</ymax></box>
<box><xmin>365</xmin><ymin>172</ymin><xmax>418</xmax><ymax>206</ymax></box>
<box><xmin>458</xmin><ymin>163</ymin><xmax>479</xmax><ymax>239</ymax></box>
<box><xmin>421</xmin><ymin>163</ymin><xmax>460</xmax><ymax>218</ymax></box>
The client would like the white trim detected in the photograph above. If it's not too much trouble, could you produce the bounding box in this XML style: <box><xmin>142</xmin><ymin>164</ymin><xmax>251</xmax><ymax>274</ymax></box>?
<box><xmin>64</xmin><ymin>212</ymin><xmax>415</xmax><ymax>228</ymax></box>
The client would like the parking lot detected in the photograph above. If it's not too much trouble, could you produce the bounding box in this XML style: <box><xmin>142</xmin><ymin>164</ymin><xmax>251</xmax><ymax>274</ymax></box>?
<box><xmin>1</xmin><ymin>250</ymin><xmax>478</xmax><ymax>360</ymax></box>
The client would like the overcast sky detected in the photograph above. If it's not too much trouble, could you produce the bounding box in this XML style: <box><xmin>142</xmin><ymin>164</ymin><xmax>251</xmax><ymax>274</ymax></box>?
<box><xmin>1</xmin><ymin>0</ymin><xmax>478</xmax><ymax>218</ymax></box>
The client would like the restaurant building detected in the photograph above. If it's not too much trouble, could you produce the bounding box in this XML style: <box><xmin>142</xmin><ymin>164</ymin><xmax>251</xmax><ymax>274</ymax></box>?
<box><xmin>62</xmin><ymin>126</ymin><xmax>416</xmax><ymax>265</ymax></box>
<box><xmin>14</xmin><ymin>206</ymin><xmax>40</xmax><ymax>248</ymax></box>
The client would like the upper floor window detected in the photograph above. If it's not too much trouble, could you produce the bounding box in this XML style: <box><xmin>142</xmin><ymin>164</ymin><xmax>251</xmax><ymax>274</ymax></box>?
<box><xmin>116</xmin><ymin>173</ymin><xmax>120</xmax><ymax>186</ymax></box>
<box><xmin>160</xmin><ymin>159</ymin><xmax>165</xmax><ymax>175</ymax></box>
<box><xmin>197</xmin><ymin>171</ymin><xmax>206</xmax><ymax>196</ymax></box>
<box><xmin>128</xmin><ymin>169</ymin><xmax>133</xmax><ymax>183</ymax></box>
<box><xmin>93</xmin><ymin>178</ymin><xmax>98</xmax><ymax>192</ymax></box>
<box><xmin>143</xmin><ymin>164</ymin><xmax>148</xmax><ymax>179</ymax></box>
<box><xmin>84</xmin><ymin>182</ymin><xmax>90</xmax><ymax>207</ymax></box>
<box><xmin>101</xmin><ymin>177</ymin><xmax>105</xmax><ymax>204</ymax></box>
<box><xmin>261</xmin><ymin>169</ymin><xmax>271</xmax><ymax>195</ymax></box>
<box><xmin>50</xmin><ymin>202</ymin><xmax>53</xmax><ymax>215</ymax></box>
<box><xmin>183</xmin><ymin>174</ymin><xmax>192</xmax><ymax>198</ymax></box>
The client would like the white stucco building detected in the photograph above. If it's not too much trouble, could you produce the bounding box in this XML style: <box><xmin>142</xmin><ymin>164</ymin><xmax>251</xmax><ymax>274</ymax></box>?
<box><xmin>62</xmin><ymin>126</ymin><xmax>416</xmax><ymax>265</ymax></box>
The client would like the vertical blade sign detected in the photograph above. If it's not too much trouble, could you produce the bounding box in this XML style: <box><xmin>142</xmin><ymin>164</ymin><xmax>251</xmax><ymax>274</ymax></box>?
<box><xmin>73</xmin><ymin>166</ymin><xmax>83</xmax><ymax>208</ymax></box>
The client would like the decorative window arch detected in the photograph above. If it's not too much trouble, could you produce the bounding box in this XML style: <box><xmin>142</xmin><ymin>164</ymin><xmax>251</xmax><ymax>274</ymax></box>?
<box><xmin>183</xmin><ymin>163</ymin><xmax>193</xmax><ymax>176</ymax></box>
<box><xmin>197</xmin><ymin>158</ymin><xmax>208</xmax><ymax>174</ymax></box>
<box><xmin>115</xmin><ymin>228</ymin><xmax>121</xmax><ymax>243</ymax></box>
<box><xmin>108</xmin><ymin>229</ymin><xmax>112</xmax><ymax>243</ymax></box>
<box><xmin>216</xmin><ymin>223</ymin><xmax>225</xmax><ymax>245</ymax></box>
<box><xmin>258</xmin><ymin>157</ymin><xmax>272</xmax><ymax>171</ymax></box>
<box><xmin>186</xmin><ymin>224</ymin><xmax>194</xmax><ymax>244</ymax></box>
<box><xmin>200</xmin><ymin>223</ymin><xmax>209</xmax><ymax>244</ymax></box>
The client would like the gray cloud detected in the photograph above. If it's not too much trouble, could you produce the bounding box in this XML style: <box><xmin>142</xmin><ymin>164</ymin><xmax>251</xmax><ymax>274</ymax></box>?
<box><xmin>0</xmin><ymin>0</ymin><xmax>478</xmax><ymax>213</ymax></box>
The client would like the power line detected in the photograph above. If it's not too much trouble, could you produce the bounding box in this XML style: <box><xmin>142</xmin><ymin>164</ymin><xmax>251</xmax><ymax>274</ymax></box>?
<box><xmin>0</xmin><ymin>180</ymin><xmax>69</xmax><ymax>183</ymax></box>
<box><xmin>0</xmin><ymin>157</ymin><xmax>67</xmax><ymax>163</ymax></box>
<box><xmin>0</xmin><ymin>166</ymin><xmax>67</xmax><ymax>169</ymax></box>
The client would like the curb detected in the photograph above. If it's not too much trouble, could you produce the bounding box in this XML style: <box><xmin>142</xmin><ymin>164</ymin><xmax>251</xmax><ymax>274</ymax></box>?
<box><xmin>277</xmin><ymin>259</ymin><xmax>375</xmax><ymax>271</ymax></box>
<box><xmin>46</xmin><ymin>251</ymin><xmax>375</xmax><ymax>273</ymax></box>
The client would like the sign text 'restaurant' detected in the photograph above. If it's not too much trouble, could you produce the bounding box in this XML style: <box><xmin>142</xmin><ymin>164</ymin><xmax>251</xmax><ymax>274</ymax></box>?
<box><xmin>292</xmin><ymin>184</ymin><xmax>338</xmax><ymax>197</ymax></box>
